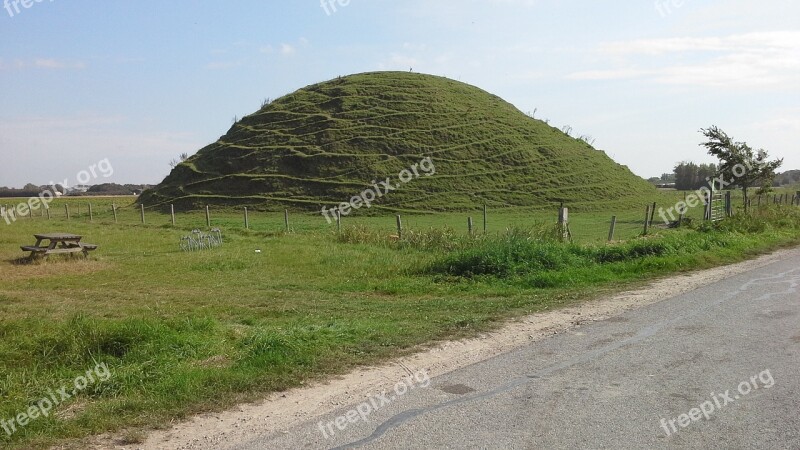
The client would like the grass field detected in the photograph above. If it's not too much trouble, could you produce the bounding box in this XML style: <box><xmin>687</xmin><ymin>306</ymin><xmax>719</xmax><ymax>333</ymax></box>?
<box><xmin>1</xmin><ymin>192</ymin><xmax>799</xmax><ymax>448</ymax></box>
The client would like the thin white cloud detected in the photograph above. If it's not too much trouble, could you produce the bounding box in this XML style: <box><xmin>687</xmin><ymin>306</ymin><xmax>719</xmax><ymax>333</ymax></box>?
<box><xmin>377</xmin><ymin>54</ymin><xmax>420</xmax><ymax>70</ymax></box>
<box><xmin>568</xmin><ymin>68</ymin><xmax>652</xmax><ymax>81</ymax></box>
<box><xmin>569</xmin><ymin>31</ymin><xmax>800</xmax><ymax>89</ymax></box>
<box><xmin>0</xmin><ymin>58</ymin><xmax>86</xmax><ymax>70</ymax></box>
<box><xmin>598</xmin><ymin>31</ymin><xmax>800</xmax><ymax>55</ymax></box>
<box><xmin>280</xmin><ymin>43</ymin><xmax>296</xmax><ymax>55</ymax></box>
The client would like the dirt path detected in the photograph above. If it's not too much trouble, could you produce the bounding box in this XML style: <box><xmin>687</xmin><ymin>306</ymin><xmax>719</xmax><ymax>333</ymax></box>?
<box><xmin>90</xmin><ymin>247</ymin><xmax>800</xmax><ymax>449</ymax></box>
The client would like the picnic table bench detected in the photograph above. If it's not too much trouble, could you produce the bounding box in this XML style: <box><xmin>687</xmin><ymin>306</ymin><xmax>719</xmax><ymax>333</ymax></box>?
<box><xmin>21</xmin><ymin>233</ymin><xmax>98</xmax><ymax>260</ymax></box>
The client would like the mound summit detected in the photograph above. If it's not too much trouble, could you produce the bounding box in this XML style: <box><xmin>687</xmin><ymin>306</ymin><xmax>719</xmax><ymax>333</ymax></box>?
<box><xmin>141</xmin><ymin>71</ymin><xmax>655</xmax><ymax>212</ymax></box>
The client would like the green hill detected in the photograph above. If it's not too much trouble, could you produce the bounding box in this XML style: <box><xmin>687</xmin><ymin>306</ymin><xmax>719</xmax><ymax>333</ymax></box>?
<box><xmin>140</xmin><ymin>71</ymin><xmax>656</xmax><ymax>212</ymax></box>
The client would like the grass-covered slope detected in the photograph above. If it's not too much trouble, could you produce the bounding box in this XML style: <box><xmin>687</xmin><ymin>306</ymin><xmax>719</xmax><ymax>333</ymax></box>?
<box><xmin>140</xmin><ymin>71</ymin><xmax>656</xmax><ymax>212</ymax></box>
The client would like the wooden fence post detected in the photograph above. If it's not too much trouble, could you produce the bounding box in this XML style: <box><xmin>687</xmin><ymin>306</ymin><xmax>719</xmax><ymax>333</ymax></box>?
<box><xmin>608</xmin><ymin>216</ymin><xmax>617</xmax><ymax>242</ymax></box>
<box><xmin>171</xmin><ymin>204</ymin><xmax>176</xmax><ymax>226</ymax></box>
<box><xmin>66</xmin><ymin>204</ymin><xmax>70</xmax><ymax>220</ymax></box>
<box><xmin>140</xmin><ymin>204</ymin><xmax>145</xmax><ymax>224</ymax></box>
<box><xmin>205</xmin><ymin>205</ymin><xmax>211</xmax><ymax>227</ymax></box>
<box><xmin>468</xmin><ymin>217</ymin><xmax>474</xmax><ymax>236</ymax></box>
<box><xmin>649</xmin><ymin>202</ymin><xmax>657</xmax><ymax>227</ymax></box>
<box><xmin>112</xmin><ymin>203</ymin><xmax>117</xmax><ymax>222</ymax></box>
<box><xmin>46</xmin><ymin>206</ymin><xmax>51</xmax><ymax>220</ymax></box>
<box><xmin>643</xmin><ymin>205</ymin><xmax>651</xmax><ymax>234</ymax></box>
<box><xmin>396</xmin><ymin>215</ymin><xmax>403</xmax><ymax>239</ymax></box>
<box><xmin>725</xmin><ymin>191</ymin><xmax>732</xmax><ymax>217</ymax></box>
<box><xmin>244</xmin><ymin>207</ymin><xmax>249</xmax><ymax>229</ymax></box>
<box><xmin>336</xmin><ymin>209</ymin><xmax>341</xmax><ymax>233</ymax></box>
<box><xmin>284</xmin><ymin>209</ymin><xmax>290</xmax><ymax>232</ymax></box>
<box><xmin>88</xmin><ymin>203</ymin><xmax>93</xmax><ymax>222</ymax></box>
<box><xmin>558</xmin><ymin>207</ymin><xmax>570</xmax><ymax>242</ymax></box>
<box><xmin>483</xmin><ymin>204</ymin><xmax>487</xmax><ymax>233</ymax></box>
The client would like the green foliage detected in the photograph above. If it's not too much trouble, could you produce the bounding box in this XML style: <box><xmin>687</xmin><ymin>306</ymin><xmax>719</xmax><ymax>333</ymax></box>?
<box><xmin>700</xmin><ymin>126</ymin><xmax>783</xmax><ymax>197</ymax></box>
<box><xmin>428</xmin><ymin>211</ymin><xmax>800</xmax><ymax>284</ymax></box>
<box><xmin>673</xmin><ymin>161</ymin><xmax>717</xmax><ymax>190</ymax></box>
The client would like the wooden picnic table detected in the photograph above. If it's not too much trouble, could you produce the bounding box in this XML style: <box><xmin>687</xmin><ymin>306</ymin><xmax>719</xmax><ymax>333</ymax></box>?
<box><xmin>21</xmin><ymin>233</ymin><xmax>98</xmax><ymax>260</ymax></box>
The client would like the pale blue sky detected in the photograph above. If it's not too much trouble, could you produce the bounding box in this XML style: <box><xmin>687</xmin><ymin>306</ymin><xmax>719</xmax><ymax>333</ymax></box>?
<box><xmin>1</xmin><ymin>0</ymin><xmax>798</xmax><ymax>187</ymax></box>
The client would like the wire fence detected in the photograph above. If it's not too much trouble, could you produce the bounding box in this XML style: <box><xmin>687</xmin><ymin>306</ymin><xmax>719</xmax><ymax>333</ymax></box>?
<box><xmin>2</xmin><ymin>192</ymin><xmax>799</xmax><ymax>244</ymax></box>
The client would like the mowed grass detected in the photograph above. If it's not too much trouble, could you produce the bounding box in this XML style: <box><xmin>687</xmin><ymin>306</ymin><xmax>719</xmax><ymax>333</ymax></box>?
<box><xmin>0</xmin><ymin>194</ymin><xmax>799</xmax><ymax>448</ymax></box>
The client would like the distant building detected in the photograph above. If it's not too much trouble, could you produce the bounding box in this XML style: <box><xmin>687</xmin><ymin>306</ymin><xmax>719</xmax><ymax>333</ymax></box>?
<box><xmin>66</xmin><ymin>185</ymin><xmax>91</xmax><ymax>195</ymax></box>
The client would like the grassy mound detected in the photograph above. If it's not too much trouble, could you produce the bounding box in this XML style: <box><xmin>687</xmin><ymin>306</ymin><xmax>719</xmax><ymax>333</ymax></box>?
<box><xmin>140</xmin><ymin>71</ymin><xmax>656</xmax><ymax>212</ymax></box>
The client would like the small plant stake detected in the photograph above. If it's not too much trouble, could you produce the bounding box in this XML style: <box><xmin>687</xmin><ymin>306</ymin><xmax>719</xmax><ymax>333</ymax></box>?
<box><xmin>396</xmin><ymin>215</ymin><xmax>403</xmax><ymax>240</ymax></box>
<box><xmin>608</xmin><ymin>216</ymin><xmax>617</xmax><ymax>242</ymax></box>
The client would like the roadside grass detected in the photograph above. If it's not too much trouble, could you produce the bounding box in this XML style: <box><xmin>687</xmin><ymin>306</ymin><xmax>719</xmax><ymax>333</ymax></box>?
<box><xmin>0</xmin><ymin>197</ymin><xmax>798</xmax><ymax>448</ymax></box>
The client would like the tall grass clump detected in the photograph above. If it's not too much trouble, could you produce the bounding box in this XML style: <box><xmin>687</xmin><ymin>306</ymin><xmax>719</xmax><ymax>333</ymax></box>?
<box><xmin>336</xmin><ymin>224</ymin><xmax>474</xmax><ymax>252</ymax></box>
<box><xmin>426</xmin><ymin>208</ymin><xmax>800</xmax><ymax>285</ymax></box>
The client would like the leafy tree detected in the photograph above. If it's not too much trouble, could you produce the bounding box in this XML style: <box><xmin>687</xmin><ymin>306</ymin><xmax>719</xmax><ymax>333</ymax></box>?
<box><xmin>700</xmin><ymin>126</ymin><xmax>783</xmax><ymax>211</ymax></box>
<box><xmin>774</xmin><ymin>170</ymin><xmax>800</xmax><ymax>187</ymax></box>
<box><xmin>674</xmin><ymin>162</ymin><xmax>699</xmax><ymax>190</ymax></box>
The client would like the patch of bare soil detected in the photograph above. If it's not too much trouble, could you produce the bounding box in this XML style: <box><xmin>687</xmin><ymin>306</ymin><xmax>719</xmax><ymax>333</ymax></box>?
<box><xmin>2</xmin><ymin>257</ymin><xmax>109</xmax><ymax>282</ymax></box>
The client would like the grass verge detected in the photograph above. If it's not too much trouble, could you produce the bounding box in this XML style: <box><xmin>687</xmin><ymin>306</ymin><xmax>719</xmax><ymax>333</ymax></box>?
<box><xmin>0</xmin><ymin>206</ymin><xmax>798</xmax><ymax>448</ymax></box>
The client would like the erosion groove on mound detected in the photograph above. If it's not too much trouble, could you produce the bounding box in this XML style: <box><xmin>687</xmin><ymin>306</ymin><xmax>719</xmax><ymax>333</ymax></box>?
<box><xmin>140</xmin><ymin>71</ymin><xmax>656</xmax><ymax>212</ymax></box>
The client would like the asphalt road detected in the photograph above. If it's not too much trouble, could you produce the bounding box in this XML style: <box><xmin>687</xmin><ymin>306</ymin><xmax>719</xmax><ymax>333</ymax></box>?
<box><xmin>234</xmin><ymin>252</ymin><xmax>800</xmax><ymax>449</ymax></box>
